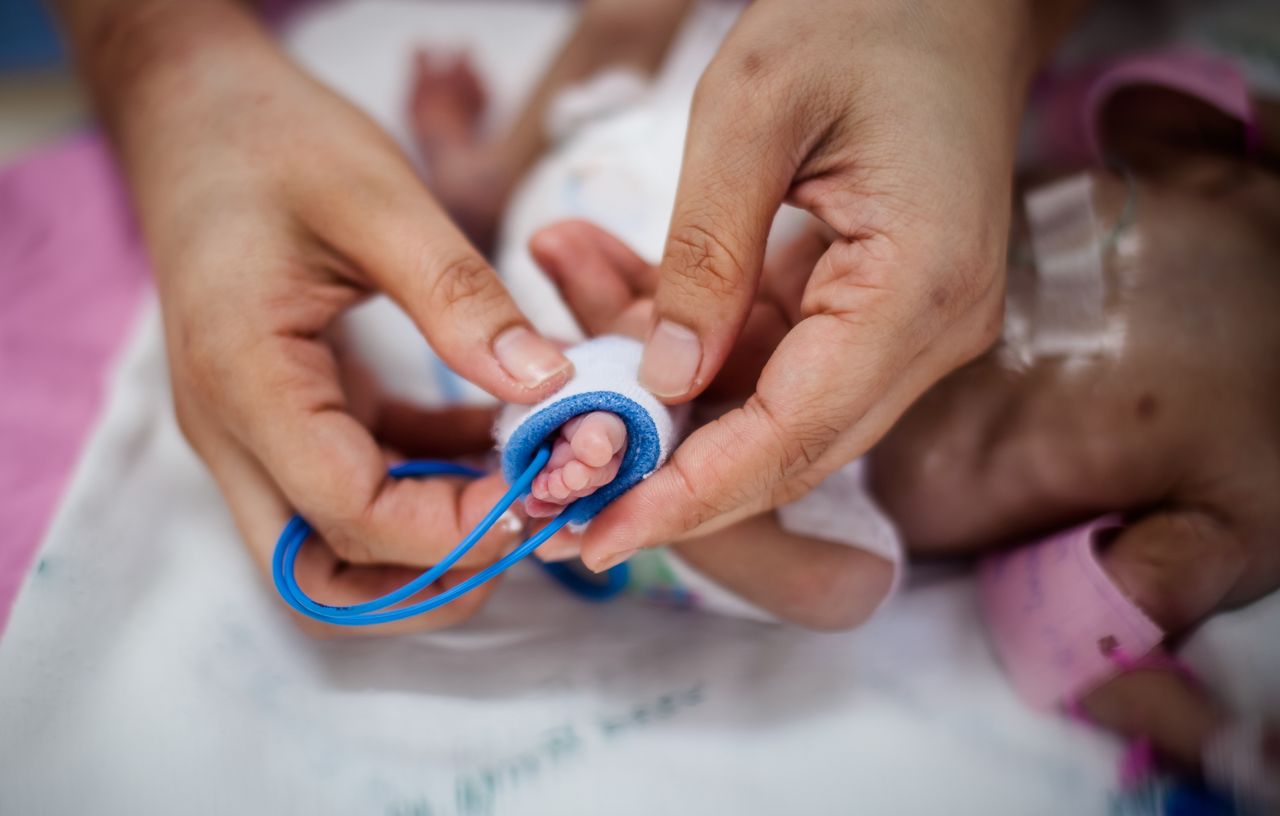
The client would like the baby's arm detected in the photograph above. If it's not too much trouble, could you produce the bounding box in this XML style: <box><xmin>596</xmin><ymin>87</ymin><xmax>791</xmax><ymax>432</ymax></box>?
<box><xmin>1079</xmin><ymin>511</ymin><xmax>1278</xmax><ymax>802</ymax></box>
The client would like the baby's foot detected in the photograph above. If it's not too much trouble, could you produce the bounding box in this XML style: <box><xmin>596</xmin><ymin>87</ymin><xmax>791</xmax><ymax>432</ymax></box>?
<box><xmin>407</xmin><ymin>48</ymin><xmax>504</xmax><ymax>249</ymax></box>
<box><xmin>409</xmin><ymin>48</ymin><xmax>486</xmax><ymax>149</ymax></box>
<box><xmin>525</xmin><ymin>412</ymin><xmax>628</xmax><ymax>518</ymax></box>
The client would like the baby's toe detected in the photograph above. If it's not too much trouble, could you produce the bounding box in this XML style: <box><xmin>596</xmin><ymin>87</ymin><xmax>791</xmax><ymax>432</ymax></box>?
<box><xmin>562</xmin><ymin>460</ymin><xmax>591</xmax><ymax>492</ymax></box>
<box><xmin>547</xmin><ymin>470</ymin><xmax>572</xmax><ymax>501</ymax></box>
<box><xmin>569</xmin><ymin>412</ymin><xmax>627</xmax><ymax>468</ymax></box>
<box><xmin>530</xmin><ymin>472</ymin><xmax>551</xmax><ymax>502</ymax></box>
<box><xmin>546</xmin><ymin>435</ymin><xmax>577</xmax><ymax>469</ymax></box>
<box><xmin>523</xmin><ymin>496</ymin><xmax>563</xmax><ymax>518</ymax></box>
<box><xmin>587</xmin><ymin>452</ymin><xmax>624</xmax><ymax>489</ymax></box>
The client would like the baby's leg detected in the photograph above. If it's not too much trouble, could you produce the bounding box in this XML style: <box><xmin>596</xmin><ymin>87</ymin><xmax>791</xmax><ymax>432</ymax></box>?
<box><xmin>409</xmin><ymin>49</ymin><xmax>486</xmax><ymax>151</ymax></box>
<box><xmin>673</xmin><ymin>514</ymin><xmax>896</xmax><ymax>631</ymax></box>
<box><xmin>525</xmin><ymin>412</ymin><xmax>628</xmax><ymax>517</ymax></box>
<box><xmin>407</xmin><ymin>49</ymin><xmax>507</xmax><ymax>249</ymax></box>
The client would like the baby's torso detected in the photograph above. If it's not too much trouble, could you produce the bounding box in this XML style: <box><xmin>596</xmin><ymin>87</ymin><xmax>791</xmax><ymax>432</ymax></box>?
<box><xmin>980</xmin><ymin>162</ymin><xmax>1280</xmax><ymax>555</ymax></box>
<box><xmin>873</xmin><ymin>162</ymin><xmax>1280</xmax><ymax>570</ymax></box>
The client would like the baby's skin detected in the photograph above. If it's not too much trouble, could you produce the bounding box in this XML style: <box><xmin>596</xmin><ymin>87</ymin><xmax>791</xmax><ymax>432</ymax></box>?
<box><xmin>871</xmin><ymin>90</ymin><xmax>1280</xmax><ymax>792</ymax></box>
<box><xmin>407</xmin><ymin>0</ymin><xmax>695</xmax><ymax>252</ymax></box>
<box><xmin>408</xmin><ymin>48</ymin><xmax>508</xmax><ymax>251</ymax></box>
<box><xmin>524</xmin><ymin>412</ymin><xmax>628</xmax><ymax>517</ymax></box>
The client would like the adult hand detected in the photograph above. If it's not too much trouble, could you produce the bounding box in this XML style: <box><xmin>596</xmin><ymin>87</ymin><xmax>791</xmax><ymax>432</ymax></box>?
<box><xmin>60</xmin><ymin>0</ymin><xmax>572</xmax><ymax>632</ymax></box>
<box><xmin>577</xmin><ymin>0</ymin><xmax>1085</xmax><ymax>570</ymax></box>
<box><xmin>532</xmin><ymin>219</ymin><xmax>823</xmax><ymax>403</ymax></box>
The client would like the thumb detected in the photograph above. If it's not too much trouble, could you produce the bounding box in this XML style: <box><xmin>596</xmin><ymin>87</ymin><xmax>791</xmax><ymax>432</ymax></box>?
<box><xmin>310</xmin><ymin>176</ymin><xmax>572</xmax><ymax>404</ymax></box>
<box><xmin>639</xmin><ymin>67</ymin><xmax>800</xmax><ymax>402</ymax></box>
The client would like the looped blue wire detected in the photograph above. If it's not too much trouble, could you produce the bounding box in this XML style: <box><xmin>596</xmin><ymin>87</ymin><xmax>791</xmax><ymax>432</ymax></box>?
<box><xmin>271</xmin><ymin>445</ymin><xmax>628</xmax><ymax>626</ymax></box>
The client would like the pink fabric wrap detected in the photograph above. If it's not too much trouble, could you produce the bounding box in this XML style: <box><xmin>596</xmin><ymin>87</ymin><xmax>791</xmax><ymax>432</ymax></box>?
<box><xmin>1037</xmin><ymin>49</ymin><xmax>1259</xmax><ymax>167</ymax></box>
<box><xmin>977</xmin><ymin>516</ymin><xmax>1165</xmax><ymax>710</ymax></box>
<box><xmin>0</xmin><ymin>134</ymin><xmax>149</xmax><ymax>634</ymax></box>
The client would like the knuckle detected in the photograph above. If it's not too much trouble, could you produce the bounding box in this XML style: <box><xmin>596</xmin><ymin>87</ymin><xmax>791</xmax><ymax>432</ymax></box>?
<box><xmin>175</xmin><ymin>323</ymin><xmax>224</xmax><ymax>397</ymax></box>
<box><xmin>666</xmin><ymin>452</ymin><xmax>733</xmax><ymax>536</ymax></box>
<box><xmin>690</xmin><ymin>65</ymin><xmax>729</xmax><ymax>117</ymax></box>
<box><xmin>954</xmin><ymin>261</ymin><xmax>997</xmax><ymax>316</ymax></box>
<box><xmin>770</xmin><ymin>467</ymin><xmax>825</xmax><ymax>509</ymax></box>
<box><xmin>167</xmin><ymin>297</ymin><xmax>243</xmax><ymax>408</ymax></box>
<box><xmin>317</xmin><ymin>515</ymin><xmax>377</xmax><ymax>565</ymax></box>
<box><xmin>943</xmin><ymin>240</ymin><xmax>1002</xmax><ymax>316</ymax></box>
<box><xmin>945</xmin><ymin>268</ymin><xmax>1005</xmax><ymax>363</ymax></box>
<box><xmin>664</xmin><ymin>222</ymin><xmax>750</xmax><ymax>301</ymax></box>
<box><xmin>697</xmin><ymin>45</ymin><xmax>783</xmax><ymax>111</ymax></box>
<box><xmin>423</xmin><ymin>252</ymin><xmax>504</xmax><ymax>315</ymax></box>
<box><xmin>972</xmin><ymin>295</ymin><xmax>1005</xmax><ymax>356</ymax></box>
<box><xmin>743</xmin><ymin>393</ymin><xmax>833</xmax><ymax>483</ymax></box>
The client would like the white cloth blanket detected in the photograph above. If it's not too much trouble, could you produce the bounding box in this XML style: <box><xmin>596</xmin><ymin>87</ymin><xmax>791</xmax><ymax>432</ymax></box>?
<box><xmin>1</xmin><ymin>2</ymin><xmax>1277</xmax><ymax>815</ymax></box>
<box><xmin>0</xmin><ymin>307</ymin><xmax>1118</xmax><ymax>816</ymax></box>
<box><xmin>2</xmin><ymin>303</ymin><xmax>1277</xmax><ymax>816</ymax></box>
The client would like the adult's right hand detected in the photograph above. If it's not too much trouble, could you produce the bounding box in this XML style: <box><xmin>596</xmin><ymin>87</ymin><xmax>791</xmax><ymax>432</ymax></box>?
<box><xmin>575</xmin><ymin>0</ymin><xmax>1086</xmax><ymax>571</ymax></box>
<box><xmin>59</xmin><ymin>0</ymin><xmax>573</xmax><ymax>633</ymax></box>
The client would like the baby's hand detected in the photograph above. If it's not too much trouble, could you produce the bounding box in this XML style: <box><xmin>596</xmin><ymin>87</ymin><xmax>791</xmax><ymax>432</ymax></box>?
<box><xmin>524</xmin><ymin>412</ymin><xmax>627</xmax><ymax>518</ymax></box>
<box><xmin>530</xmin><ymin>220</ymin><xmax>812</xmax><ymax>403</ymax></box>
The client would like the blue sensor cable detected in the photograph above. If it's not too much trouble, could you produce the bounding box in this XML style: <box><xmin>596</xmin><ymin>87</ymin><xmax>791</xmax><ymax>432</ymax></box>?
<box><xmin>271</xmin><ymin>444</ymin><xmax>629</xmax><ymax>626</ymax></box>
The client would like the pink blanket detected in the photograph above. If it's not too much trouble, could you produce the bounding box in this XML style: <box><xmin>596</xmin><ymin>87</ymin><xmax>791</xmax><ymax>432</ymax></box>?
<box><xmin>0</xmin><ymin>134</ymin><xmax>149</xmax><ymax>632</ymax></box>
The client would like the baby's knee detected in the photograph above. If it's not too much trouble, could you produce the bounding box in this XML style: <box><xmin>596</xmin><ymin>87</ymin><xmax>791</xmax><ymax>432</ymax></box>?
<box><xmin>772</xmin><ymin>547</ymin><xmax>896</xmax><ymax>632</ymax></box>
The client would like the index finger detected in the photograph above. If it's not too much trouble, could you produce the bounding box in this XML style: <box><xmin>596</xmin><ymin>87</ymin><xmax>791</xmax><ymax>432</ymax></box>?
<box><xmin>300</xmin><ymin>164</ymin><xmax>573</xmax><ymax>404</ymax></box>
<box><xmin>637</xmin><ymin>50</ymin><xmax>801</xmax><ymax>402</ymax></box>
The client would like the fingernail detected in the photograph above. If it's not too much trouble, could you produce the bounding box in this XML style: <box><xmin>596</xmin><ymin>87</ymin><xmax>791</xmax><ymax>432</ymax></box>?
<box><xmin>638</xmin><ymin>320</ymin><xmax>701</xmax><ymax>398</ymax></box>
<box><xmin>591</xmin><ymin>547</ymin><xmax>638</xmax><ymax>573</ymax></box>
<box><xmin>531</xmin><ymin>228</ymin><xmax>568</xmax><ymax>259</ymax></box>
<box><xmin>494</xmin><ymin>326</ymin><xmax>572</xmax><ymax>388</ymax></box>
